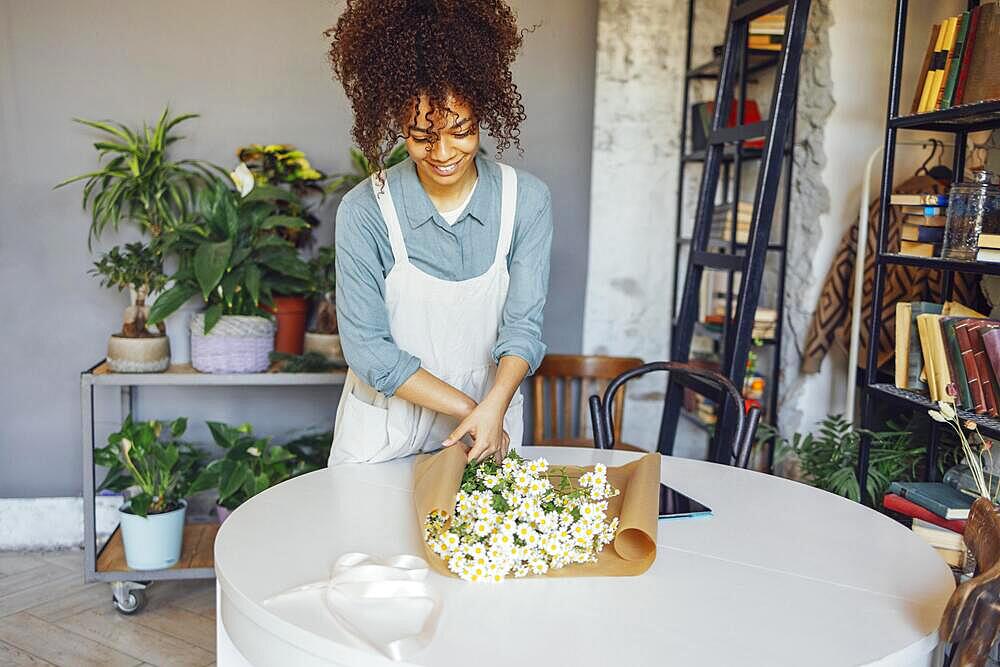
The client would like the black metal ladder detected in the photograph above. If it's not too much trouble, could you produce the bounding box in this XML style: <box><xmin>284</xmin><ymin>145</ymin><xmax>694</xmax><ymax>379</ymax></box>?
<box><xmin>659</xmin><ymin>0</ymin><xmax>812</xmax><ymax>464</ymax></box>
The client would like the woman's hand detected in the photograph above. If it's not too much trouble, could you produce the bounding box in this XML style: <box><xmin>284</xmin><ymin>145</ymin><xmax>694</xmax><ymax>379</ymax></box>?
<box><xmin>443</xmin><ymin>395</ymin><xmax>511</xmax><ymax>463</ymax></box>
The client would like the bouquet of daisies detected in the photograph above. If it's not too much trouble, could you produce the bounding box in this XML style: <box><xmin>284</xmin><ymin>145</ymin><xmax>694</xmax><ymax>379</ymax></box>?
<box><xmin>422</xmin><ymin>452</ymin><xmax>621</xmax><ymax>583</ymax></box>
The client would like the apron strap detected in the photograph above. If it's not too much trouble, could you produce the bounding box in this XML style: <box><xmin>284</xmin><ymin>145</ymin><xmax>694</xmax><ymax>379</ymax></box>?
<box><xmin>370</xmin><ymin>173</ymin><xmax>410</xmax><ymax>265</ymax></box>
<box><xmin>494</xmin><ymin>162</ymin><xmax>518</xmax><ymax>265</ymax></box>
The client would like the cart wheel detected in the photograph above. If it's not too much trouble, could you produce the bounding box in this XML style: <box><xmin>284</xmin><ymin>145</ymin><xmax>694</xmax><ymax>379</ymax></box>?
<box><xmin>110</xmin><ymin>580</ymin><xmax>148</xmax><ymax>615</ymax></box>
<box><xmin>112</xmin><ymin>589</ymin><xmax>145</xmax><ymax>614</ymax></box>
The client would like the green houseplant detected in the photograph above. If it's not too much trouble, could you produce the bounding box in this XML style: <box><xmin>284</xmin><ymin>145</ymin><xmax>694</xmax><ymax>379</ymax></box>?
<box><xmin>302</xmin><ymin>246</ymin><xmax>343</xmax><ymax>363</ymax></box>
<box><xmin>56</xmin><ymin>108</ymin><xmax>217</xmax><ymax>369</ymax></box>
<box><xmin>200</xmin><ymin>421</ymin><xmax>297</xmax><ymax>521</ymax></box>
<box><xmin>94</xmin><ymin>415</ymin><xmax>213</xmax><ymax>570</ymax></box>
<box><xmin>148</xmin><ymin>178</ymin><xmax>313</xmax><ymax>373</ymax></box>
<box><xmin>90</xmin><ymin>242</ymin><xmax>171</xmax><ymax>372</ymax></box>
<box><xmin>324</xmin><ymin>144</ymin><xmax>410</xmax><ymax>196</ymax></box>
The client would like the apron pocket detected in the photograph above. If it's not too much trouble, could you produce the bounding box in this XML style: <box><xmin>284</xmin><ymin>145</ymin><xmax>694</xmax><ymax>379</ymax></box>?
<box><xmin>335</xmin><ymin>389</ymin><xmax>390</xmax><ymax>463</ymax></box>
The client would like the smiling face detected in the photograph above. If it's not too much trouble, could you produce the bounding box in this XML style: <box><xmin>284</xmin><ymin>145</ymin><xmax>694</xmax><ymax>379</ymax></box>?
<box><xmin>403</xmin><ymin>94</ymin><xmax>480</xmax><ymax>191</ymax></box>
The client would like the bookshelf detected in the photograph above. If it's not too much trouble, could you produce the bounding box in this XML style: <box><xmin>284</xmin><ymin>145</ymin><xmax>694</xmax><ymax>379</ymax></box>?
<box><xmin>858</xmin><ymin>0</ymin><xmax>1000</xmax><ymax>503</ymax></box>
<box><xmin>670</xmin><ymin>0</ymin><xmax>796</xmax><ymax>456</ymax></box>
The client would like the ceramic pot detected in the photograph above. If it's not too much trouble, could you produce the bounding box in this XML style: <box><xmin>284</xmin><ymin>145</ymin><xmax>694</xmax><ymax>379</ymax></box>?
<box><xmin>118</xmin><ymin>499</ymin><xmax>187</xmax><ymax>570</ymax></box>
<box><xmin>106</xmin><ymin>334</ymin><xmax>170</xmax><ymax>373</ymax></box>
<box><xmin>267</xmin><ymin>296</ymin><xmax>309</xmax><ymax>355</ymax></box>
<box><xmin>303</xmin><ymin>332</ymin><xmax>344</xmax><ymax>363</ymax></box>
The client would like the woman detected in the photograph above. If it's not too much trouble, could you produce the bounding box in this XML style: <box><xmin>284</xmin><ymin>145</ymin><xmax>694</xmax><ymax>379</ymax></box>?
<box><xmin>325</xmin><ymin>0</ymin><xmax>552</xmax><ymax>467</ymax></box>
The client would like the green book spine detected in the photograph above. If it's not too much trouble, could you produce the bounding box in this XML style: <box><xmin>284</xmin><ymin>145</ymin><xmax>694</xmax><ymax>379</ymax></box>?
<box><xmin>942</xmin><ymin>318</ymin><xmax>973</xmax><ymax>408</ymax></box>
<box><xmin>888</xmin><ymin>481</ymin><xmax>973</xmax><ymax>519</ymax></box>
<box><xmin>908</xmin><ymin>302</ymin><xmax>944</xmax><ymax>391</ymax></box>
<box><xmin>943</xmin><ymin>11</ymin><xmax>971</xmax><ymax>109</ymax></box>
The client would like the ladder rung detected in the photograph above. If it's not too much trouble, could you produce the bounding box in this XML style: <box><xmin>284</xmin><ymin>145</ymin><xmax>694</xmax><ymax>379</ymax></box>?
<box><xmin>733</xmin><ymin>0</ymin><xmax>789</xmax><ymax>22</ymax></box>
<box><xmin>709</xmin><ymin>121</ymin><xmax>768</xmax><ymax>145</ymax></box>
<box><xmin>692</xmin><ymin>250</ymin><xmax>745</xmax><ymax>271</ymax></box>
<box><xmin>672</xmin><ymin>372</ymin><xmax>722</xmax><ymax>401</ymax></box>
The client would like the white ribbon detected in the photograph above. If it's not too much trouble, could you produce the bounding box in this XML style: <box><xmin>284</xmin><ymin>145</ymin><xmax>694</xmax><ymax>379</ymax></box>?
<box><xmin>262</xmin><ymin>553</ymin><xmax>441</xmax><ymax>662</ymax></box>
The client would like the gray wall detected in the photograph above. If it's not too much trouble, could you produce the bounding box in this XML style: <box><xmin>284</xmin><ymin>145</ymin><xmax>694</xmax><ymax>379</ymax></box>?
<box><xmin>0</xmin><ymin>0</ymin><xmax>597</xmax><ymax>497</ymax></box>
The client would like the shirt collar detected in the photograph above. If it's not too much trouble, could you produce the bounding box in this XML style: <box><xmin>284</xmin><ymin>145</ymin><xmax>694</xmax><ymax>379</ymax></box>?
<box><xmin>398</xmin><ymin>152</ymin><xmax>496</xmax><ymax>229</ymax></box>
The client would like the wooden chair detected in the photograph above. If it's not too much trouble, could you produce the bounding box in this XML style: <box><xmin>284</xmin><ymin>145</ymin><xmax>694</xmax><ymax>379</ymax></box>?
<box><xmin>530</xmin><ymin>354</ymin><xmax>644</xmax><ymax>450</ymax></box>
<box><xmin>589</xmin><ymin>361</ymin><xmax>762</xmax><ymax>468</ymax></box>
<box><xmin>939</xmin><ymin>497</ymin><xmax>1000</xmax><ymax>666</ymax></box>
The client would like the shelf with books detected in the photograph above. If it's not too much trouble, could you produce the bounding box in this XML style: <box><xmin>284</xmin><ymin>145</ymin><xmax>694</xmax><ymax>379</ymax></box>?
<box><xmin>890</xmin><ymin>99</ymin><xmax>1000</xmax><ymax>133</ymax></box>
<box><xmin>878</xmin><ymin>252</ymin><xmax>1000</xmax><ymax>277</ymax></box>
<box><xmin>867</xmin><ymin>383</ymin><xmax>1000</xmax><ymax>439</ymax></box>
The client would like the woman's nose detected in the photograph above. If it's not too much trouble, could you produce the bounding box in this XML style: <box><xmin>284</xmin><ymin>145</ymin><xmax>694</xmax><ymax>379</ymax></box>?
<box><xmin>430</xmin><ymin>137</ymin><xmax>454</xmax><ymax>162</ymax></box>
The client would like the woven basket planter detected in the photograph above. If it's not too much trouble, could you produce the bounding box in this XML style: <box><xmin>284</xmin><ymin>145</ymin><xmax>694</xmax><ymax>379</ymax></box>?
<box><xmin>190</xmin><ymin>313</ymin><xmax>275</xmax><ymax>374</ymax></box>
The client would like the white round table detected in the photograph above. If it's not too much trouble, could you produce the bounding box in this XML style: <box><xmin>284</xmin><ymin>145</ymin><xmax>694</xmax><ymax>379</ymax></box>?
<box><xmin>214</xmin><ymin>447</ymin><xmax>955</xmax><ymax>666</ymax></box>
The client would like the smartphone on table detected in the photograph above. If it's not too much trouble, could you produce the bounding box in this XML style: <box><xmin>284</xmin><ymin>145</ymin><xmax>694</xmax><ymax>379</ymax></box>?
<box><xmin>658</xmin><ymin>483</ymin><xmax>712</xmax><ymax>520</ymax></box>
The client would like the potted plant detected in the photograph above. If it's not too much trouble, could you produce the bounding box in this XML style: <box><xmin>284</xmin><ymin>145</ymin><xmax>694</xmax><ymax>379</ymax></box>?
<box><xmin>56</xmin><ymin>108</ymin><xmax>216</xmax><ymax>365</ymax></box>
<box><xmin>94</xmin><ymin>415</ymin><xmax>213</xmax><ymax>570</ymax></box>
<box><xmin>89</xmin><ymin>242</ymin><xmax>171</xmax><ymax>372</ymax></box>
<box><xmin>302</xmin><ymin>246</ymin><xmax>343</xmax><ymax>363</ymax></box>
<box><xmin>148</xmin><ymin>177</ymin><xmax>313</xmax><ymax>373</ymax></box>
<box><xmin>236</xmin><ymin>144</ymin><xmax>331</xmax><ymax>355</ymax></box>
<box><xmin>201</xmin><ymin>421</ymin><xmax>297</xmax><ymax>522</ymax></box>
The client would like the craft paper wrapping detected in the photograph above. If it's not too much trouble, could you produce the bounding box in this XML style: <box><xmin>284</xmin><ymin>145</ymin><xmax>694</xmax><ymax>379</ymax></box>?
<box><xmin>413</xmin><ymin>446</ymin><xmax>660</xmax><ymax>577</ymax></box>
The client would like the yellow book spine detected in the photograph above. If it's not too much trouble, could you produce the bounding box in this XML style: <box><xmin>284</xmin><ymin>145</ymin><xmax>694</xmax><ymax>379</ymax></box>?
<box><xmin>928</xmin><ymin>314</ymin><xmax>955</xmax><ymax>402</ymax></box>
<box><xmin>917</xmin><ymin>314</ymin><xmax>939</xmax><ymax>401</ymax></box>
<box><xmin>920</xmin><ymin>17</ymin><xmax>955</xmax><ymax>112</ymax></box>
<box><xmin>895</xmin><ymin>302</ymin><xmax>912</xmax><ymax>388</ymax></box>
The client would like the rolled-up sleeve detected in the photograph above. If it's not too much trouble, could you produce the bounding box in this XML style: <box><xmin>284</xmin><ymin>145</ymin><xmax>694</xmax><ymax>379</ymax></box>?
<box><xmin>492</xmin><ymin>184</ymin><xmax>552</xmax><ymax>374</ymax></box>
<box><xmin>335</xmin><ymin>198</ymin><xmax>421</xmax><ymax>397</ymax></box>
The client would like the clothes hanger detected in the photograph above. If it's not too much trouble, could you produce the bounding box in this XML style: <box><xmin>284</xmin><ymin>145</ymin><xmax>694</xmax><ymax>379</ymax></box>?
<box><xmin>916</xmin><ymin>138</ymin><xmax>954</xmax><ymax>182</ymax></box>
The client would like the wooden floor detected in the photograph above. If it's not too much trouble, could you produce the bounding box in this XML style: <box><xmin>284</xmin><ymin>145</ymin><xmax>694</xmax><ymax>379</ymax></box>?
<box><xmin>0</xmin><ymin>549</ymin><xmax>216</xmax><ymax>666</ymax></box>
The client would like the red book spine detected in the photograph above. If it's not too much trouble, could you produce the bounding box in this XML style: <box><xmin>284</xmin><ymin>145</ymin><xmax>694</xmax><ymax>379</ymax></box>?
<box><xmin>953</xmin><ymin>5</ymin><xmax>982</xmax><ymax>106</ymax></box>
<box><xmin>883</xmin><ymin>493</ymin><xmax>967</xmax><ymax>534</ymax></box>
<box><xmin>969</xmin><ymin>321</ymin><xmax>1000</xmax><ymax>417</ymax></box>
<box><xmin>956</xmin><ymin>319</ymin><xmax>986</xmax><ymax>413</ymax></box>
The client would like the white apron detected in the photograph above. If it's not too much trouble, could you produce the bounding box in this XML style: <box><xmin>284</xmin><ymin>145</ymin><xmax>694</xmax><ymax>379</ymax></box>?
<box><xmin>328</xmin><ymin>162</ymin><xmax>525</xmax><ymax>466</ymax></box>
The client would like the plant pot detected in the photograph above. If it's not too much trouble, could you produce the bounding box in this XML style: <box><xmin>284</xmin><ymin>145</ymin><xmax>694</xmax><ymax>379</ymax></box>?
<box><xmin>106</xmin><ymin>334</ymin><xmax>170</xmax><ymax>373</ymax></box>
<box><xmin>118</xmin><ymin>499</ymin><xmax>187</xmax><ymax>570</ymax></box>
<box><xmin>215</xmin><ymin>503</ymin><xmax>233</xmax><ymax>523</ymax></box>
<box><xmin>190</xmin><ymin>313</ymin><xmax>275</xmax><ymax>374</ymax></box>
<box><xmin>266</xmin><ymin>296</ymin><xmax>308</xmax><ymax>355</ymax></box>
<box><xmin>304</xmin><ymin>332</ymin><xmax>344</xmax><ymax>363</ymax></box>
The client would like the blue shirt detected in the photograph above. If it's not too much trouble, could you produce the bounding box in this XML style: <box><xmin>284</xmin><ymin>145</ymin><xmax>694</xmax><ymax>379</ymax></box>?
<box><xmin>335</xmin><ymin>153</ymin><xmax>553</xmax><ymax>397</ymax></box>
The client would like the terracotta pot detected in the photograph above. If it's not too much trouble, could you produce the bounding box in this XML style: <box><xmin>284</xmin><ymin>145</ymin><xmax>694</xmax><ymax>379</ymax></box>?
<box><xmin>267</xmin><ymin>296</ymin><xmax>308</xmax><ymax>355</ymax></box>
<box><xmin>106</xmin><ymin>334</ymin><xmax>170</xmax><ymax>373</ymax></box>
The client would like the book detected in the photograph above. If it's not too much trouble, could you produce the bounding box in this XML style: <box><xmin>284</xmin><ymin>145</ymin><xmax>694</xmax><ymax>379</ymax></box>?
<box><xmin>968</xmin><ymin>320</ymin><xmax>1000</xmax><ymax>416</ymax></box>
<box><xmin>933</xmin><ymin>545</ymin><xmax>967</xmax><ymax>568</ymax></box>
<box><xmin>748</xmin><ymin>35</ymin><xmax>782</xmax><ymax>51</ymax></box>
<box><xmin>899</xmin><ymin>240</ymin><xmax>939</xmax><ymax>257</ymax></box>
<box><xmin>920</xmin><ymin>18</ymin><xmax>952</xmax><ymax>112</ymax></box>
<box><xmin>977</xmin><ymin>247</ymin><xmax>1000</xmax><ymax>263</ymax></box>
<box><xmin>979</xmin><ymin>233</ymin><xmax>1000</xmax><ymax>249</ymax></box>
<box><xmin>883</xmin><ymin>493</ymin><xmax>967</xmax><ymax>533</ymax></box>
<box><xmin>907</xmin><ymin>302</ymin><xmax>943</xmax><ymax>390</ymax></box>
<box><xmin>922</xmin><ymin>16</ymin><xmax>957</xmax><ymax>113</ymax></box>
<box><xmin>960</xmin><ymin>3</ymin><xmax>1000</xmax><ymax>106</ymax></box>
<box><xmin>955</xmin><ymin>319</ymin><xmax>986</xmax><ymax>413</ymax></box>
<box><xmin>953</xmin><ymin>5</ymin><xmax>983</xmax><ymax>106</ymax></box>
<box><xmin>935</xmin><ymin>14</ymin><xmax>963</xmax><ymax>110</ymax></box>
<box><xmin>900</xmin><ymin>208</ymin><xmax>947</xmax><ymax>219</ymax></box>
<box><xmin>912</xmin><ymin>518</ymin><xmax>967</xmax><ymax>551</ymax></box>
<box><xmin>912</xmin><ymin>23</ymin><xmax>942</xmax><ymax>114</ymax></box>
<box><xmin>942</xmin><ymin>317</ymin><xmax>972</xmax><ymax>408</ymax></box>
<box><xmin>982</xmin><ymin>328</ymin><xmax>1000</xmax><ymax>404</ymax></box>
<box><xmin>895</xmin><ymin>302</ymin><xmax>912</xmax><ymax>389</ymax></box>
<box><xmin>917</xmin><ymin>314</ymin><xmax>944</xmax><ymax>400</ymax></box>
<box><xmin>900</xmin><ymin>222</ymin><xmax>945</xmax><ymax>243</ymax></box>
<box><xmin>941</xmin><ymin>11</ymin><xmax>971</xmax><ymax>108</ymax></box>
<box><xmin>890</xmin><ymin>194</ymin><xmax>949</xmax><ymax>206</ymax></box>
<box><xmin>888</xmin><ymin>481</ymin><xmax>973</xmax><ymax>520</ymax></box>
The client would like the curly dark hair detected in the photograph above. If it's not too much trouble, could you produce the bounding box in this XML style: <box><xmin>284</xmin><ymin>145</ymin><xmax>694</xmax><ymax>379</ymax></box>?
<box><xmin>325</xmin><ymin>0</ymin><xmax>529</xmax><ymax>173</ymax></box>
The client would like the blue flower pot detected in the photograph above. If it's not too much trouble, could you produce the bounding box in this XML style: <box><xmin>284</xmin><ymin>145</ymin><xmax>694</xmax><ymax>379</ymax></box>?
<box><xmin>118</xmin><ymin>499</ymin><xmax>187</xmax><ymax>570</ymax></box>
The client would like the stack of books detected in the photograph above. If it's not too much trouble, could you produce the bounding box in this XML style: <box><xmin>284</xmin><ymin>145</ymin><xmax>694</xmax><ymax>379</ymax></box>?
<box><xmin>890</xmin><ymin>193</ymin><xmax>949</xmax><ymax>257</ymax></box>
<box><xmin>704</xmin><ymin>308</ymin><xmax>777</xmax><ymax>340</ymax></box>
<box><xmin>891</xmin><ymin>300</ymin><xmax>1000</xmax><ymax>415</ymax></box>
<box><xmin>748</xmin><ymin>11</ymin><xmax>784</xmax><ymax>51</ymax></box>
<box><xmin>884</xmin><ymin>481</ymin><xmax>972</xmax><ymax>567</ymax></box>
<box><xmin>978</xmin><ymin>231</ymin><xmax>1000</xmax><ymax>263</ymax></box>
<box><xmin>711</xmin><ymin>202</ymin><xmax>754</xmax><ymax>243</ymax></box>
<box><xmin>911</xmin><ymin>4</ymin><xmax>1000</xmax><ymax>114</ymax></box>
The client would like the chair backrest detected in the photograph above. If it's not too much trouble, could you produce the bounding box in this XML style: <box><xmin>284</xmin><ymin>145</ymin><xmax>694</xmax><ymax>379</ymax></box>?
<box><xmin>531</xmin><ymin>354</ymin><xmax>644</xmax><ymax>447</ymax></box>
<box><xmin>939</xmin><ymin>496</ymin><xmax>1000</xmax><ymax>667</ymax></box>
<box><xmin>588</xmin><ymin>361</ymin><xmax>760</xmax><ymax>468</ymax></box>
